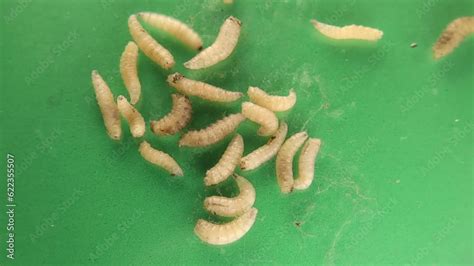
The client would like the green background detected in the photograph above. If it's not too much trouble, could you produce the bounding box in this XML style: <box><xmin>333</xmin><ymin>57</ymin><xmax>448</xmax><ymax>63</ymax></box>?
<box><xmin>1</xmin><ymin>0</ymin><xmax>473</xmax><ymax>264</ymax></box>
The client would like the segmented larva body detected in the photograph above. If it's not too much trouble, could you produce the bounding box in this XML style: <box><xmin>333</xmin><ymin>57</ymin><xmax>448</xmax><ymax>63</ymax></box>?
<box><xmin>138</xmin><ymin>12</ymin><xmax>203</xmax><ymax>51</ymax></box>
<box><xmin>128</xmin><ymin>14</ymin><xmax>174</xmax><ymax>69</ymax></box>
<box><xmin>139</xmin><ymin>141</ymin><xmax>183</xmax><ymax>176</ymax></box>
<box><xmin>151</xmin><ymin>94</ymin><xmax>192</xmax><ymax>135</ymax></box>
<box><xmin>310</xmin><ymin>19</ymin><xmax>383</xmax><ymax>41</ymax></box>
<box><xmin>240</xmin><ymin>122</ymin><xmax>288</xmax><ymax>171</ymax></box>
<box><xmin>167</xmin><ymin>73</ymin><xmax>242</xmax><ymax>103</ymax></box>
<box><xmin>117</xmin><ymin>95</ymin><xmax>145</xmax><ymax>138</ymax></box>
<box><xmin>120</xmin><ymin>41</ymin><xmax>141</xmax><ymax>105</ymax></box>
<box><xmin>204</xmin><ymin>135</ymin><xmax>244</xmax><ymax>186</ymax></box>
<box><xmin>184</xmin><ymin>16</ymin><xmax>241</xmax><ymax>69</ymax></box>
<box><xmin>294</xmin><ymin>138</ymin><xmax>322</xmax><ymax>190</ymax></box>
<box><xmin>204</xmin><ymin>174</ymin><xmax>255</xmax><ymax>217</ymax></box>
<box><xmin>432</xmin><ymin>17</ymin><xmax>474</xmax><ymax>59</ymax></box>
<box><xmin>194</xmin><ymin>207</ymin><xmax>258</xmax><ymax>245</ymax></box>
<box><xmin>179</xmin><ymin>113</ymin><xmax>245</xmax><ymax>147</ymax></box>
<box><xmin>247</xmin><ymin>87</ymin><xmax>296</xmax><ymax>112</ymax></box>
<box><xmin>91</xmin><ymin>70</ymin><xmax>122</xmax><ymax>140</ymax></box>
<box><xmin>241</xmin><ymin>102</ymin><xmax>279</xmax><ymax>136</ymax></box>
<box><xmin>275</xmin><ymin>131</ymin><xmax>308</xmax><ymax>193</ymax></box>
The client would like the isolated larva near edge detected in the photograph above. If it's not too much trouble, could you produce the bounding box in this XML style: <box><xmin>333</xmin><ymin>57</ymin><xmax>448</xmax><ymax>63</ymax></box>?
<box><xmin>293</xmin><ymin>138</ymin><xmax>322</xmax><ymax>190</ymax></box>
<box><xmin>117</xmin><ymin>95</ymin><xmax>145</xmax><ymax>138</ymax></box>
<box><xmin>247</xmin><ymin>86</ymin><xmax>296</xmax><ymax>112</ymax></box>
<box><xmin>240</xmin><ymin>122</ymin><xmax>288</xmax><ymax>171</ymax></box>
<box><xmin>91</xmin><ymin>70</ymin><xmax>122</xmax><ymax>140</ymax></box>
<box><xmin>184</xmin><ymin>16</ymin><xmax>242</xmax><ymax>69</ymax></box>
<box><xmin>241</xmin><ymin>102</ymin><xmax>279</xmax><ymax>136</ymax></box>
<box><xmin>179</xmin><ymin>113</ymin><xmax>245</xmax><ymax>147</ymax></box>
<box><xmin>128</xmin><ymin>14</ymin><xmax>175</xmax><ymax>69</ymax></box>
<box><xmin>194</xmin><ymin>207</ymin><xmax>258</xmax><ymax>245</ymax></box>
<box><xmin>432</xmin><ymin>16</ymin><xmax>474</xmax><ymax>59</ymax></box>
<box><xmin>311</xmin><ymin>19</ymin><xmax>383</xmax><ymax>41</ymax></box>
<box><xmin>167</xmin><ymin>73</ymin><xmax>242</xmax><ymax>103</ymax></box>
<box><xmin>138</xmin><ymin>12</ymin><xmax>203</xmax><ymax>51</ymax></box>
<box><xmin>139</xmin><ymin>141</ymin><xmax>184</xmax><ymax>176</ymax></box>
<box><xmin>120</xmin><ymin>41</ymin><xmax>141</xmax><ymax>105</ymax></box>
<box><xmin>151</xmin><ymin>94</ymin><xmax>192</xmax><ymax>135</ymax></box>
<box><xmin>275</xmin><ymin>131</ymin><xmax>308</xmax><ymax>193</ymax></box>
<box><xmin>204</xmin><ymin>174</ymin><xmax>255</xmax><ymax>217</ymax></box>
<box><xmin>204</xmin><ymin>134</ymin><xmax>244</xmax><ymax>186</ymax></box>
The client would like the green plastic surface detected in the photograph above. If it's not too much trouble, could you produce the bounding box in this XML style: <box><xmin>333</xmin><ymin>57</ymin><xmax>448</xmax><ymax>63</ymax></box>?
<box><xmin>0</xmin><ymin>0</ymin><xmax>473</xmax><ymax>264</ymax></box>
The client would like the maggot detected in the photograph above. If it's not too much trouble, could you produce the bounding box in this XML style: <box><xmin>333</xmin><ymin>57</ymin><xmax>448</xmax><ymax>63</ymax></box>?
<box><xmin>138</xmin><ymin>12</ymin><xmax>203</xmax><ymax>50</ymax></box>
<box><xmin>151</xmin><ymin>94</ymin><xmax>192</xmax><ymax>135</ymax></box>
<box><xmin>91</xmin><ymin>70</ymin><xmax>122</xmax><ymax>140</ymax></box>
<box><xmin>167</xmin><ymin>72</ymin><xmax>242</xmax><ymax>103</ymax></box>
<box><xmin>139</xmin><ymin>141</ymin><xmax>183</xmax><ymax>176</ymax></box>
<box><xmin>204</xmin><ymin>174</ymin><xmax>255</xmax><ymax>217</ymax></box>
<box><xmin>293</xmin><ymin>138</ymin><xmax>322</xmax><ymax>190</ymax></box>
<box><xmin>117</xmin><ymin>95</ymin><xmax>145</xmax><ymax>138</ymax></box>
<box><xmin>247</xmin><ymin>86</ymin><xmax>296</xmax><ymax>112</ymax></box>
<box><xmin>275</xmin><ymin>131</ymin><xmax>308</xmax><ymax>193</ymax></box>
<box><xmin>204</xmin><ymin>135</ymin><xmax>244</xmax><ymax>186</ymax></box>
<box><xmin>432</xmin><ymin>16</ymin><xmax>474</xmax><ymax>59</ymax></box>
<box><xmin>310</xmin><ymin>19</ymin><xmax>383</xmax><ymax>41</ymax></box>
<box><xmin>120</xmin><ymin>41</ymin><xmax>141</xmax><ymax>105</ymax></box>
<box><xmin>128</xmin><ymin>14</ymin><xmax>174</xmax><ymax>69</ymax></box>
<box><xmin>194</xmin><ymin>207</ymin><xmax>258</xmax><ymax>245</ymax></box>
<box><xmin>240</xmin><ymin>122</ymin><xmax>288</xmax><ymax>171</ymax></box>
<box><xmin>179</xmin><ymin>113</ymin><xmax>245</xmax><ymax>147</ymax></box>
<box><xmin>241</xmin><ymin>102</ymin><xmax>278</xmax><ymax>136</ymax></box>
<box><xmin>184</xmin><ymin>16</ymin><xmax>241</xmax><ymax>69</ymax></box>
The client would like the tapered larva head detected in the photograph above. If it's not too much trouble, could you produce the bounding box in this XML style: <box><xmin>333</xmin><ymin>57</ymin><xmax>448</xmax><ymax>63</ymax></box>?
<box><xmin>228</xmin><ymin>16</ymin><xmax>242</xmax><ymax>26</ymax></box>
<box><xmin>167</xmin><ymin>72</ymin><xmax>184</xmax><ymax>84</ymax></box>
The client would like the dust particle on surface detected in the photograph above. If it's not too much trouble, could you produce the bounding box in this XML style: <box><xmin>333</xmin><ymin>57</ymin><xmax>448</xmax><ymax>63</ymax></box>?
<box><xmin>410</xmin><ymin>43</ymin><xmax>418</xmax><ymax>48</ymax></box>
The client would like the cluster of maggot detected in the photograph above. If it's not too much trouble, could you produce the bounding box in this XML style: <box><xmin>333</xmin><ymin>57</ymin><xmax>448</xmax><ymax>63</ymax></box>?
<box><xmin>91</xmin><ymin>7</ymin><xmax>326</xmax><ymax>246</ymax></box>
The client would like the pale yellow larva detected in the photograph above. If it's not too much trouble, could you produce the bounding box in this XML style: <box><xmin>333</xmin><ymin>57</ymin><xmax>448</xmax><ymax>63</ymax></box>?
<box><xmin>184</xmin><ymin>16</ymin><xmax>241</xmax><ymax>69</ymax></box>
<box><xmin>204</xmin><ymin>135</ymin><xmax>244</xmax><ymax>186</ymax></box>
<box><xmin>240</xmin><ymin>122</ymin><xmax>288</xmax><ymax>171</ymax></box>
<box><xmin>151</xmin><ymin>94</ymin><xmax>192</xmax><ymax>136</ymax></box>
<box><xmin>179</xmin><ymin>113</ymin><xmax>245</xmax><ymax>147</ymax></box>
<box><xmin>433</xmin><ymin>17</ymin><xmax>474</xmax><ymax>59</ymax></box>
<box><xmin>139</xmin><ymin>141</ymin><xmax>183</xmax><ymax>176</ymax></box>
<box><xmin>91</xmin><ymin>70</ymin><xmax>122</xmax><ymax>140</ymax></box>
<box><xmin>138</xmin><ymin>12</ymin><xmax>203</xmax><ymax>51</ymax></box>
<box><xmin>275</xmin><ymin>131</ymin><xmax>308</xmax><ymax>193</ymax></box>
<box><xmin>241</xmin><ymin>102</ymin><xmax>278</xmax><ymax>136</ymax></box>
<box><xmin>223</xmin><ymin>0</ymin><xmax>234</xmax><ymax>4</ymax></box>
<box><xmin>167</xmin><ymin>73</ymin><xmax>242</xmax><ymax>103</ymax></box>
<box><xmin>293</xmin><ymin>138</ymin><xmax>322</xmax><ymax>190</ymax></box>
<box><xmin>116</xmin><ymin>95</ymin><xmax>145</xmax><ymax>138</ymax></box>
<box><xmin>204</xmin><ymin>174</ymin><xmax>255</xmax><ymax>217</ymax></box>
<box><xmin>310</xmin><ymin>19</ymin><xmax>383</xmax><ymax>41</ymax></box>
<box><xmin>247</xmin><ymin>86</ymin><xmax>296</xmax><ymax>112</ymax></box>
<box><xmin>128</xmin><ymin>14</ymin><xmax>174</xmax><ymax>69</ymax></box>
<box><xmin>194</xmin><ymin>207</ymin><xmax>258</xmax><ymax>245</ymax></box>
<box><xmin>120</xmin><ymin>41</ymin><xmax>141</xmax><ymax>105</ymax></box>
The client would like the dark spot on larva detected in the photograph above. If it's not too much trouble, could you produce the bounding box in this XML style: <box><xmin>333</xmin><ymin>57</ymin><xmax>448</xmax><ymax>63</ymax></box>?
<box><xmin>229</xmin><ymin>16</ymin><xmax>242</xmax><ymax>26</ymax></box>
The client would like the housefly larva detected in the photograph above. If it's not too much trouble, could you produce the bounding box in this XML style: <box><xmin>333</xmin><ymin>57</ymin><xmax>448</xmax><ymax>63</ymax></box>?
<box><xmin>151</xmin><ymin>94</ymin><xmax>192</xmax><ymax>135</ymax></box>
<box><xmin>204</xmin><ymin>135</ymin><xmax>244</xmax><ymax>186</ymax></box>
<box><xmin>184</xmin><ymin>16</ymin><xmax>241</xmax><ymax>69</ymax></box>
<box><xmin>128</xmin><ymin>14</ymin><xmax>174</xmax><ymax>69</ymax></box>
<box><xmin>91</xmin><ymin>70</ymin><xmax>122</xmax><ymax>140</ymax></box>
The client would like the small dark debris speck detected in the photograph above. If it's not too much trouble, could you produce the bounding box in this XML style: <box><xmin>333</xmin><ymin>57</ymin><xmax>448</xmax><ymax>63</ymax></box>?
<box><xmin>410</xmin><ymin>43</ymin><xmax>418</xmax><ymax>48</ymax></box>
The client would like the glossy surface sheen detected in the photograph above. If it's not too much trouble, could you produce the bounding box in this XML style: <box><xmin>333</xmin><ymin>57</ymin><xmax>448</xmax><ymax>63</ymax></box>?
<box><xmin>0</xmin><ymin>0</ymin><xmax>472</xmax><ymax>264</ymax></box>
